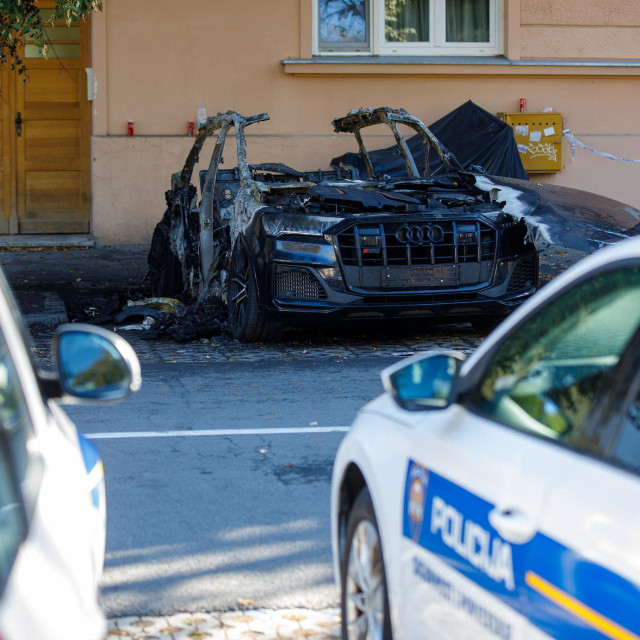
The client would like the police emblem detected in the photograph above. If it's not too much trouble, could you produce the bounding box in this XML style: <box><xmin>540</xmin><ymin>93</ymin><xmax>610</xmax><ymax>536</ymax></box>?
<box><xmin>407</xmin><ymin>462</ymin><xmax>429</xmax><ymax>542</ymax></box>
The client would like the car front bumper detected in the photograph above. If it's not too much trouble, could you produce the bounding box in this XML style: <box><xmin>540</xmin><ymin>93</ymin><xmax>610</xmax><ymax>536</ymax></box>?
<box><xmin>260</xmin><ymin>250</ymin><xmax>538</xmax><ymax>324</ymax></box>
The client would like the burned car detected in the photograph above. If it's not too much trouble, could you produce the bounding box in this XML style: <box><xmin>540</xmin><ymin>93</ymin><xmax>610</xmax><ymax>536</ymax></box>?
<box><xmin>148</xmin><ymin>107</ymin><xmax>637</xmax><ymax>341</ymax></box>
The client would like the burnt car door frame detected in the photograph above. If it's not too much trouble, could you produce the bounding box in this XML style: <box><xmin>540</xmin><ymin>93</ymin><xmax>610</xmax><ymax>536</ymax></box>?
<box><xmin>169</xmin><ymin>111</ymin><xmax>270</xmax><ymax>303</ymax></box>
<box><xmin>332</xmin><ymin>107</ymin><xmax>464</xmax><ymax>179</ymax></box>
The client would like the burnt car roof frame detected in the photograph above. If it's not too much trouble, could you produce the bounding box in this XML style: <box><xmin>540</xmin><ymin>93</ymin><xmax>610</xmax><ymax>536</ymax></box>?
<box><xmin>332</xmin><ymin>107</ymin><xmax>464</xmax><ymax>180</ymax></box>
<box><xmin>175</xmin><ymin>110</ymin><xmax>270</xmax><ymax>191</ymax></box>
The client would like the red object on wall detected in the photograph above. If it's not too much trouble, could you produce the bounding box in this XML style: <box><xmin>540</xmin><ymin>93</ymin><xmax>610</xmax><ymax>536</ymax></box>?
<box><xmin>519</xmin><ymin>98</ymin><xmax>527</xmax><ymax>113</ymax></box>
<box><xmin>127</xmin><ymin>121</ymin><xmax>134</xmax><ymax>136</ymax></box>
<box><xmin>187</xmin><ymin>121</ymin><xmax>195</xmax><ymax>136</ymax></box>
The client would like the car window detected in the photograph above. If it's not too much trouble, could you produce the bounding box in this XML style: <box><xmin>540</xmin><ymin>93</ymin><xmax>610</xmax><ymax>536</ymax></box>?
<box><xmin>611</xmin><ymin>393</ymin><xmax>640</xmax><ymax>472</ymax></box>
<box><xmin>0</xmin><ymin>331</ymin><xmax>33</xmax><ymax>593</ymax></box>
<box><xmin>0</xmin><ymin>333</ymin><xmax>37</xmax><ymax>488</ymax></box>
<box><xmin>470</xmin><ymin>266</ymin><xmax>640</xmax><ymax>453</ymax></box>
<box><xmin>0</xmin><ymin>438</ymin><xmax>26</xmax><ymax>594</ymax></box>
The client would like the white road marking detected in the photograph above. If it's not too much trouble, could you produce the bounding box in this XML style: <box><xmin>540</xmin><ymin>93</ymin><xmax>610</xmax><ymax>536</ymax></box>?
<box><xmin>86</xmin><ymin>426</ymin><xmax>350</xmax><ymax>439</ymax></box>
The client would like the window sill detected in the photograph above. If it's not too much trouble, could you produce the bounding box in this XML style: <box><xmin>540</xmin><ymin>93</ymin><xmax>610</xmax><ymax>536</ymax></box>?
<box><xmin>282</xmin><ymin>56</ymin><xmax>640</xmax><ymax>77</ymax></box>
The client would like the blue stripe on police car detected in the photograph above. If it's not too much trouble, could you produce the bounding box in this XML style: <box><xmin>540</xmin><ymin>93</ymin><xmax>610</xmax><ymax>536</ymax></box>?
<box><xmin>403</xmin><ymin>460</ymin><xmax>640</xmax><ymax>640</ymax></box>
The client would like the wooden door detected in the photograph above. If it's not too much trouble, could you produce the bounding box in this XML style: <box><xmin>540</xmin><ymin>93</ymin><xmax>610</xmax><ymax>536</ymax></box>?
<box><xmin>0</xmin><ymin>63</ymin><xmax>15</xmax><ymax>233</ymax></box>
<box><xmin>12</xmin><ymin>2</ymin><xmax>91</xmax><ymax>234</ymax></box>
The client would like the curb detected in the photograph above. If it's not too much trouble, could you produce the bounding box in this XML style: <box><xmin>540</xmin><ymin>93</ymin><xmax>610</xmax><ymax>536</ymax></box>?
<box><xmin>0</xmin><ymin>234</ymin><xmax>95</xmax><ymax>248</ymax></box>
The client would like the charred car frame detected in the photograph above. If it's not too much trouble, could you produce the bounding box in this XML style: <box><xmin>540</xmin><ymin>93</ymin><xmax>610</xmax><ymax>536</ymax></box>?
<box><xmin>148</xmin><ymin>107</ymin><xmax>540</xmax><ymax>341</ymax></box>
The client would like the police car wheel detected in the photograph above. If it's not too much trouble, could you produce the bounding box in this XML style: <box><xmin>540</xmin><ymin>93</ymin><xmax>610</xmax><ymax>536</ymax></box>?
<box><xmin>342</xmin><ymin>488</ymin><xmax>393</xmax><ymax>640</ymax></box>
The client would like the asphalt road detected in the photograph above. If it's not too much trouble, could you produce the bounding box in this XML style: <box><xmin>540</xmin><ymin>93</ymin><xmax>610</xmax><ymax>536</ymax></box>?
<box><xmin>65</xmin><ymin>356</ymin><xmax>402</xmax><ymax>616</ymax></box>
<box><xmin>4</xmin><ymin>246</ymin><xmax>485</xmax><ymax>617</ymax></box>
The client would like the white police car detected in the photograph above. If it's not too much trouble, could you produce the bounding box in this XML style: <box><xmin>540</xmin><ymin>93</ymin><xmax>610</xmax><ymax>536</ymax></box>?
<box><xmin>331</xmin><ymin>236</ymin><xmax>640</xmax><ymax>640</ymax></box>
<box><xmin>0</xmin><ymin>268</ymin><xmax>140</xmax><ymax>640</ymax></box>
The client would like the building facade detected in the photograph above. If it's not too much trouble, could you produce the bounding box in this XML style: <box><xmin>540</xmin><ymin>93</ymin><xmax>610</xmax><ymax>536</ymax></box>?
<box><xmin>3</xmin><ymin>0</ymin><xmax>640</xmax><ymax>244</ymax></box>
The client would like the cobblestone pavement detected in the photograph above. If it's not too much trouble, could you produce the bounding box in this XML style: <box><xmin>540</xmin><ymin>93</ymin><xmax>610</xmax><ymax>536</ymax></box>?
<box><xmin>6</xmin><ymin>245</ymin><xmax>487</xmax><ymax>366</ymax></box>
<box><xmin>30</xmin><ymin>321</ymin><xmax>484</xmax><ymax>368</ymax></box>
<box><xmin>108</xmin><ymin>608</ymin><xmax>340</xmax><ymax>640</ymax></box>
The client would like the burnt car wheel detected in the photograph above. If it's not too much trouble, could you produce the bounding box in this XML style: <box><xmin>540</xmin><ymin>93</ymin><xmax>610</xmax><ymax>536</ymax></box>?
<box><xmin>148</xmin><ymin>226</ymin><xmax>183</xmax><ymax>297</ymax></box>
<box><xmin>228</xmin><ymin>240</ymin><xmax>280</xmax><ymax>342</ymax></box>
<box><xmin>342</xmin><ymin>488</ymin><xmax>393</xmax><ymax>640</ymax></box>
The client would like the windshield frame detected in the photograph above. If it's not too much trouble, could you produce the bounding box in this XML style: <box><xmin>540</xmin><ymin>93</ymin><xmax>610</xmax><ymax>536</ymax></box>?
<box><xmin>332</xmin><ymin>107</ymin><xmax>463</xmax><ymax>179</ymax></box>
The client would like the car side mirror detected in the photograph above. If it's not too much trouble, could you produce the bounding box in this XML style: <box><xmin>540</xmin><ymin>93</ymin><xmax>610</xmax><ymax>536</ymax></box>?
<box><xmin>52</xmin><ymin>324</ymin><xmax>141</xmax><ymax>403</ymax></box>
<box><xmin>382</xmin><ymin>351</ymin><xmax>465</xmax><ymax>411</ymax></box>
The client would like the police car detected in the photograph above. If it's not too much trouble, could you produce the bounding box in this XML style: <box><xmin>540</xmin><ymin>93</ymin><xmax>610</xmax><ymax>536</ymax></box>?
<box><xmin>0</xmin><ymin>268</ymin><xmax>141</xmax><ymax>640</ymax></box>
<box><xmin>331</xmin><ymin>236</ymin><xmax>640</xmax><ymax>639</ymax></box>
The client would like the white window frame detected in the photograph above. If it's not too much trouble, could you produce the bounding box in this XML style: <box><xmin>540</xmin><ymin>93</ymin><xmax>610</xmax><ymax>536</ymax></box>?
<box><xmin>313</xmin><ymin>0</ymin><xmax>502</xmax><ymax>57</ymax></box>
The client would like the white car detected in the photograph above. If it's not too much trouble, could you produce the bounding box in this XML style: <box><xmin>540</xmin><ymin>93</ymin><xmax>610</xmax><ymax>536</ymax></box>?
<box><xmin>0</xmin><ymin>269</ymin><xmax>141</xmax><ymax>640</ymax></box>
<box><xmin>331</xmin><ymin>236</ymin><xmax>640</xmax><ymax>640</ymax></box>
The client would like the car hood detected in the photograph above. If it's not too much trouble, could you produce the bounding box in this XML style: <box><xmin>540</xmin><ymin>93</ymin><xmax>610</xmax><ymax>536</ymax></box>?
<box><xmin>474</xmin><ymin>174</ymin><xmax>640</xmax><ymax>252</ymax></box>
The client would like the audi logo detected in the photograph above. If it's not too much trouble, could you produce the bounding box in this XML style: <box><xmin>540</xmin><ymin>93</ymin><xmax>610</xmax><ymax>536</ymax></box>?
<box><xmin>395</xmin><ymin>223</ymin><xmax>445</xmax><ymax>245</ymax></box>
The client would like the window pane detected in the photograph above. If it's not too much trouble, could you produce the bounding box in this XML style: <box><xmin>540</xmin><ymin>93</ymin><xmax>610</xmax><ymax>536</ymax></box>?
<box><xmin>0</xmin><ymin>442</ymin><xmax>26</xmax><ymax>593</ymax></box>
<box><xmin>473</xmin><ymin>267</ymin><xmax>640</xmax><ymax>451</ymax></box>
<box><xmin>27</xmin><ymin>25</ymin><xmax>80</xmax><ymax>43</ymax></box>
<box><xmin>613</xmin><ymin>397</ymin><xmax>640</xmax><ymax>472</ymax></box>
<box><xmin>42</xmin><ymin>25</ymin><xmax>80</xmax><ymax>42</ymax></box>
<box><xmin>38</xmin><ymin>9</ymin><xmax>57</xmax><ymax>21</ymax></box>
<box><xmin>385</xmin><ymin>0</ymin><xmax>429</xmax><ymax>42</ymax></box>
<box><xmin>0</xmin><ymin>325</ymin><xmax>40</xmax><ymax>520</ymax></box>
<box><xmin>24</xmin><ymin>7</ymin><xmax>81</xmax><ymax>57</ymax></box>
<box><xmin>319</xmin><ymin>0</ymin><xmax>368</xmax><ymax>44</ymax></box>
<box><xmin>25</xmin><ymin>43</ymin><xmax>80</xmax><ymax>58</ymax></box>
<box><xmin>446</xmin><ymin>0</ymin><xmax>489</xmax><ymax>42</ymax></box>
<box><xmin>0</xmin><ymin>349</ymin><xmax>32</xmax><ymax>485</ymax></box>
<box><xmin>0</xmin><ymin>334</ymin><xmax>32</xmax><ymax>593</ymax></box>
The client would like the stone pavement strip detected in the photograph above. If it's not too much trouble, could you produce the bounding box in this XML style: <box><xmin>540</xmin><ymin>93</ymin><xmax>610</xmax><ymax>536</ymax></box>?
<box><xmin>29</xmin><ymin>323</ymin><xmax>484</xmax><ymax>369</ymax></box>
<box><xmin>107</xmin><ymin>608</ymin><xmax>340</xmax><ymax>639</ymax></box>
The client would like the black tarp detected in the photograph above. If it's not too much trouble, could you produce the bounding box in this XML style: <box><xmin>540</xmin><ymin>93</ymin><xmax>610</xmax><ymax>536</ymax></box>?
<box><xmin>331</xmin><ymin>100</ymin><xmax>528</xmax><ymax>180</ymax></box>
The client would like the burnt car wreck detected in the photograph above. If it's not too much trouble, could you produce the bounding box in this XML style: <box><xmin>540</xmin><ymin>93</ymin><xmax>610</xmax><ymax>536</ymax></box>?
<box><xmin>148</xmin><ymin>106</ymin><xmax>638</xmax><ymax>342</ymax></box>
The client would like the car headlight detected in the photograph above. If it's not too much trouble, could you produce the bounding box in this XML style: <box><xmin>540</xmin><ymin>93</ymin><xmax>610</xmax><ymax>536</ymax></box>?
<box><xmin>261</xmin><ymin>212</ymin><xmax>343</xmax><ymax>237</ymax></box>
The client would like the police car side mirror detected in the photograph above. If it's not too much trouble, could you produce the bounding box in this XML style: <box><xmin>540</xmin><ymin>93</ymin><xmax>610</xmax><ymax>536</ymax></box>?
<box><xmin>382</xmin><ymin>351</ymin><xmax>465</xmax><ymax>411</ymax></box>
<box><xmin>48</xmin><ymin>324</ymin><xmax>141</xmax><ymax>404</ymax></box>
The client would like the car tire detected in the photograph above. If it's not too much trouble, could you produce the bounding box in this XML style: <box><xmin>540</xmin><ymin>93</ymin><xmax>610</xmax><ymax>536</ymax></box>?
<box><xmin>341</xmin><ymin>488</ymin><xmax>393</xmax><ymax>640</ymax></box>
<box><xmin>227</xmin><ymin>239</ymin><xmax>280</xmax><ymax>342</ymax></box>
<box><xmin>148</xmin><ymin>225</ymin><xmax>184</xmax><ymax>297</ymax></box>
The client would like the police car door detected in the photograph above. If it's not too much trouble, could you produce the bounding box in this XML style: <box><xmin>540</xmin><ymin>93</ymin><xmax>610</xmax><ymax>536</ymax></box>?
<box><xmin>398</xmin><ymin>388</ymin><xmax>538</xmax><ymax>638</ymax></box>
<box><xmin>399</xmin><ymin>261</ymin><xmax>640</xmax><ymax>640</ymax></box>
<box><xmin>522</xmin><ymin>324</ymin><xmax>640</xmax><ymax>640</ymax></box>
<box><xmin>463</xmin><ymin>261</ymin><xmax>640</xmax><ymax>640</ymax></box>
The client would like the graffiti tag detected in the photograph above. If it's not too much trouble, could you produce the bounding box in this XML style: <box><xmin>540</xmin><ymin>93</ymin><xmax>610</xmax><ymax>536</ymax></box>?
<box><xmin>526</xmin><ymin>142</ymin><xmax>557</xmax><ymax>162</ymax></box>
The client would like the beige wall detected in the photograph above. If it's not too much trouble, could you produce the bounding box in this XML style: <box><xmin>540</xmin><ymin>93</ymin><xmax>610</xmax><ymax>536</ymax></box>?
<box><xmin>521</xmin><ymin>0</ymin><xmax>640</xmax><ymax>59</ymax></box>
<box><xmin>91</xmin><ymin>0</ymin><xmax>640</xmax><ymax>245</ymax></box>
<box><xmin>101</xmin><ymin>0</ymin><xmax>302</xmax><ymax>136</ymax></box>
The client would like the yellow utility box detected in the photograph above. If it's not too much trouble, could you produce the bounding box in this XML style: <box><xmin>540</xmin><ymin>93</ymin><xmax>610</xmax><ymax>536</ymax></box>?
<box><xmin>499</xmin><ymin>112</ymin><xmax>563</xmax><ymax>173</ymax></box>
